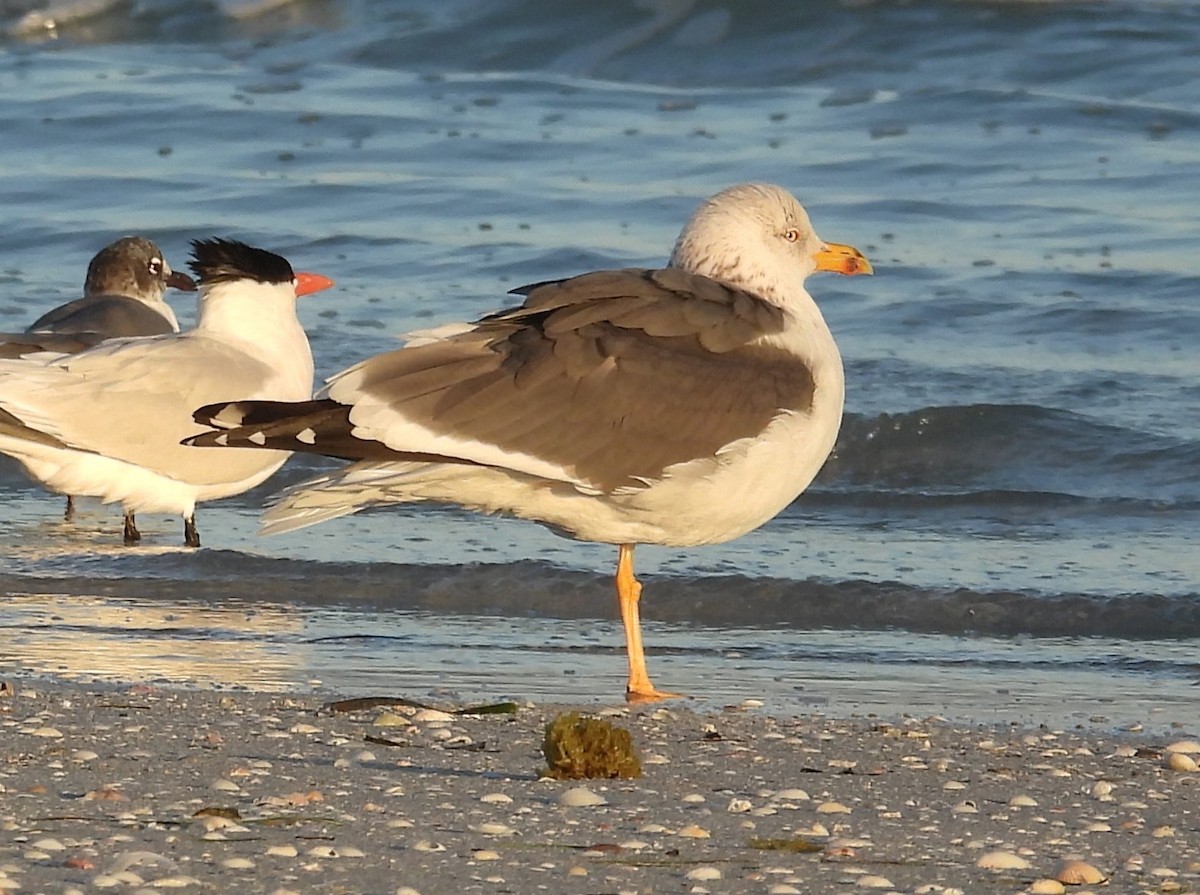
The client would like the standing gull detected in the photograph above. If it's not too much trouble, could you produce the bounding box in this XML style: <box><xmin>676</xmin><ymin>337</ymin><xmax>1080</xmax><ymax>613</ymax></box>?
<box><xmin>0</xmin><ymin>238</ymin><xmax>332</xmax><ymax>547</ymax></box>
<box><xmin>0</xmin><ymin>235</ymin><xmax>197</xmax><ymax>520</ymax></box>
<box><xmin>188</xmin><ymin>183</ymin><xmax>871</xmax><ymax>700</ymax></box>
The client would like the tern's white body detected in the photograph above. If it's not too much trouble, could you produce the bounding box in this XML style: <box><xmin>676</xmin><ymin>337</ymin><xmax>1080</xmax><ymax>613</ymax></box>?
<box><xmin>0</xmin><ymin>276</ymin><xmax>314</xmax><ymax>523</ymax></box>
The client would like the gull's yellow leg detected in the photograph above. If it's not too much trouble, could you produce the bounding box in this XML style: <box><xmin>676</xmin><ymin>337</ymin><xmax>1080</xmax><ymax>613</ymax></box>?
<box><xmin>616</xmin><ymin>543</ymin><xmax>681</xmax><ymax>702</ymax></box>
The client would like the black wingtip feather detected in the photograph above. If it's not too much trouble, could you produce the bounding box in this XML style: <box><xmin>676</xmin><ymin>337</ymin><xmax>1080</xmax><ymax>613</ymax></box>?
<box><xmin>188</xmin><ymin>238</ymin><xmax>295</xmax><ymax>287</ymax></box>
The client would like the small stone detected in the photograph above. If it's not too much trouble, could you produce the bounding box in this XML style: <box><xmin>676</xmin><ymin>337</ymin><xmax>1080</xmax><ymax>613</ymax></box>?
<box><xmin>289</xmin><ymin>723</ymin><xmax>321</xmax><ymax>734</ymax></box>
<box><xmin>28</xmin><ymin>726</ymin><xmax>63</xmax><ymax>738</ymax></box>
<box><xmin>480</xmin><ymin>793</ymin><xmax>513</xmax><ymax>804</ymax></box>
<box><xmin>1009</xmin><ymin>794</ymin><xmax>1038</xmax><ymax>807</ymax></box>
<box><xmin>686</xmin><ymin>867</ymin><xmax>721</xmax><ymax>881</ymax></box>
<box><xmin>83</xmin><ymin>787</ymin><xmax>128</xmax><ymax>801</ymax></box>
<box><xmin>472</xmin><ymin>849</ymin><xmax>501</xmax><ymax>861</ymax></box>
<box><xmin>211</xmin><ymin>779</ymin><xmax>241</xmax><ymax>792</ymax></box>
<box><xmin>678</xmin><ymin>824</ymin><xmax>710</xmax><ymax>838</ymax></box>
<box><xmin>221</xmin><ymin>858</ymin><xmax>256</xmax><ymax>870</ymax></box>
<box><xmin>266</xmin><ymin>845</ymin><xmax>298</xmax><ymax>857</ymax></box>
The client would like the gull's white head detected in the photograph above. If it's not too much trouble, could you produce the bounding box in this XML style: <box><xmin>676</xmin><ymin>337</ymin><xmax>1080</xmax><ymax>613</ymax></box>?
<box><xmin>669</xmin><ymin>183</ymin><xmax>871</xmax><ymax>307</ymax></box>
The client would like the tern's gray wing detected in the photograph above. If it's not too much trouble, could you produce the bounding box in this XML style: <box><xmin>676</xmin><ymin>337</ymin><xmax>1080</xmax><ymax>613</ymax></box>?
<box><xmin>0</xmin><ymin>333</ymin><xmax>291</xmax><ymax>487</ymax></box>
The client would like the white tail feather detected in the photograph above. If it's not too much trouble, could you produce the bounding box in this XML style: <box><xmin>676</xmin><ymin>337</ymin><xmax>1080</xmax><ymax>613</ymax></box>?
<box><xmin>261</xmin><ymin>462</ymin><xmax>429</xmax><ymax>535</ymax></box>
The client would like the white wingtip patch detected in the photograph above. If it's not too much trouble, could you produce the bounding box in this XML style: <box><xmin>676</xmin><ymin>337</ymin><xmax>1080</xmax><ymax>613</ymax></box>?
<box><xmin>248</xmin><ymin>431</ymin><xmax>267</xmax><ymax>446</ymax></box>
<box><xmin>296</xmin><ymin>427</ymin><xmax>317</xmax><ymax>445</ymax></box>
<box><xmin>215</xmin><ymin>434</ymin><xmax>229</xmax><ymax>446</ymax></box>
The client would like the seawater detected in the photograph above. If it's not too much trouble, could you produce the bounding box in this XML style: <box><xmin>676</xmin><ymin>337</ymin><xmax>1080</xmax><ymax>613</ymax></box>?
<box><xmin>0</xmin><ymin>0</ymin><xmax>1196</xmax><ymax>727</ymax></box>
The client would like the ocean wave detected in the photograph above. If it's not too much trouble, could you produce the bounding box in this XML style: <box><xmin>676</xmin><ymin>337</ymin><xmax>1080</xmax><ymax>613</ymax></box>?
<box><xmin>4</xmin><ymin>556</ymin><xmax>1197</xmax><ymax>639</ymax></box>
<box><xmin>826</xmin><ymin>404</ymin><xmax>1200</xmax><ymax>503</ymax></box>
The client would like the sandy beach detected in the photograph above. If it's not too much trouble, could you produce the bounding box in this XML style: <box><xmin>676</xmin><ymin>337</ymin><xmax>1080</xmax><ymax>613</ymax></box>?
<box><xmin>1</xmin><ymin>678</ymin><xmax>1196</xmax><ymax>895</ymax></box>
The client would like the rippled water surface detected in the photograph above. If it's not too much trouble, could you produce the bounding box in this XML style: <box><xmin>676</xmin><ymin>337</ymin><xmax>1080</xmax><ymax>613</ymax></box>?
<box><xmin>0</xmin><ymin>0</ymin><xmax>1196</xmax><ymax>726</ymax></box>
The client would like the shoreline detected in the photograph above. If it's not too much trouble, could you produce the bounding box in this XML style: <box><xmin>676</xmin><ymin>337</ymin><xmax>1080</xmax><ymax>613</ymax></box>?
<box><xmin>1</xmin><ymin>677</ymin><xmax>1197</xmax><ymax>894</ymax></box>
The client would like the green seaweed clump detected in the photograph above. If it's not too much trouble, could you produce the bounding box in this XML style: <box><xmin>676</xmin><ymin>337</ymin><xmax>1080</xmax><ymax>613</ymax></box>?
<box><xmin>542</xmin><ymin>711</ymin><xmax>642</xmax><ymax>780</ymax></box>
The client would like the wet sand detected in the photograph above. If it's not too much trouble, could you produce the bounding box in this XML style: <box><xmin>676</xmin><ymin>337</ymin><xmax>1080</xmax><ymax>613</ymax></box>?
<box><xmin>1</xmin><ymin>678</ymin><xmax>1197</xmax><ymax>895</ymax></box>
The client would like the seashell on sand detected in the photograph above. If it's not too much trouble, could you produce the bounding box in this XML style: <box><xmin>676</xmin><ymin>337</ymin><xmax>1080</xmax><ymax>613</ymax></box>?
<box><xmin>976</xmin><ymin>850</ymin><xmax>1032</xmax><ymax>870</ymax></box>
<box><xmin>1054</xmin><ymin>859</ymin><xmax>1106</xmax><ymax>885</ymax></box>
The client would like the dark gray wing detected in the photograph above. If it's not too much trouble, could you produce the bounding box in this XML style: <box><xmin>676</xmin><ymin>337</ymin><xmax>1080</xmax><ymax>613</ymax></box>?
<box><xmin>193</xmin><ymin>268</ymin><xmax>816</xmax><ymax>494</ymax></box>
<box><xmin>26</xmin><ymin>294</ymin><xmax>177</xmax><ymax>337</ymax></box>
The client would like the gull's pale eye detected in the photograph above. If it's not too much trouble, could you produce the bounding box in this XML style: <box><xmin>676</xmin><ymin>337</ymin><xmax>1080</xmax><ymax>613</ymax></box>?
<box><xmin>783</xmin><ymin>228</ymin><xmax>802</xmax><ymax>243</ymax></box>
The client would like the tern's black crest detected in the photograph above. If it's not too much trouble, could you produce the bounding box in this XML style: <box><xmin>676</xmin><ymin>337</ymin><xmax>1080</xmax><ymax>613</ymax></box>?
<box><xmin>189</xmin><ymin>238</ymin><xmax>295</xmax><ymax>287</ymax></box>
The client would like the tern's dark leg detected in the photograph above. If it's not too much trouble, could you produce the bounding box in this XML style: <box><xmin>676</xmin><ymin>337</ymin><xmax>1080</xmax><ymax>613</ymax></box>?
<box><xmin>123</xmin><ymin>512</ymin><xmax>141</xmax><ymax>546</ymax></box>
<box><xmin>184</xmin><ymin>514</ymin><xmax>200</xmax><ymax>548</ymax></box>
<box><xmin>64</xmin><ymin>495</ymin><xmax>75</xmax><ymax>522</ymax></box>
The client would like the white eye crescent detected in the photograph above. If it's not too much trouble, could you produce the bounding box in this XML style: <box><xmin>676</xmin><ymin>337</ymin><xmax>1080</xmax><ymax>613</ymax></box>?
<box><xmin>148</xmin><ymin>258</ymin><xmax>163</xmax><ymax>276</ymax></box>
